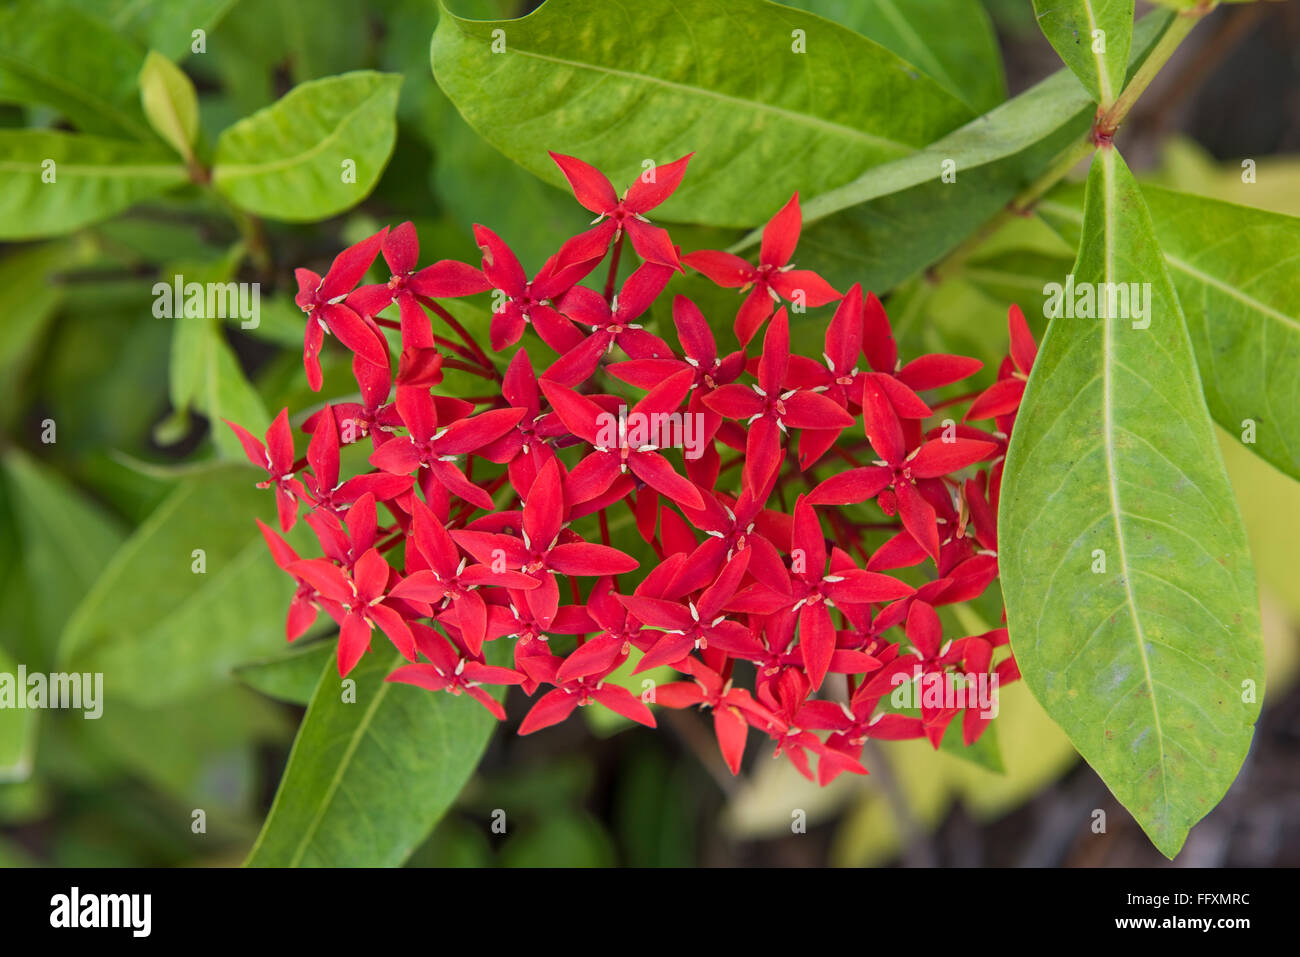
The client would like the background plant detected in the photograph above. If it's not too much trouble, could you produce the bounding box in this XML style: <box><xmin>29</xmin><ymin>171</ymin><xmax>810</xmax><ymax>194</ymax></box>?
<box><xmin>0</xmin><ymin>0</ymin><xmax>1297</xmax><ymax>867</ymax></box>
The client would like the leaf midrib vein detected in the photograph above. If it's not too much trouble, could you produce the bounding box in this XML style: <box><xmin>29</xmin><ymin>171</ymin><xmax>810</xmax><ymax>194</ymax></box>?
<box><xmin>1099</xmin><ymin>149</ymin><xmax>1169</xmax><ymax>815</ymax></box>
<box><xmin>288</xmin><ymin>659</ymin><xmax>394</xmax><ymax>866</ymax></box>
<box><xmin>495</xmin><ymin>46</ymin><xmax>915</xmax><ymax>153</ymax></box>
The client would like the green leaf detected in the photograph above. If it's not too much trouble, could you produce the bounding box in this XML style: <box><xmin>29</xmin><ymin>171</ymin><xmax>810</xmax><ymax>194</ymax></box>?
<box><xmin>245</xmin><ymin>647</ymin><xmax>501</xmax><ymax>867</ymax></box>
<box><xmin>775</xmin><ymin>7</ymin><xmax>1171</xmax><ymax>291</ymax></box>
<box><xmin>999</xmin><ymin>147</ymin><xmax>1264</xmax><ymax>859</ymax></box>
<box><xmin>939</xmin><ymin>712</ymin><xmax>1004</xmax><ymax>773</ymax></box>
<box><xmin>139</xmin><ymin>51</ymin><xmax>199</xmax><ymax>158</ymax></box>
<box><xmin>777</xmin><ymin>0</ymin><xmax>1005</xmax><ymax>113</ymax></box>
<box><xmin>499</xmin><ymin>812</ymin><xmax>616</xmax><ymax>867</ymax></box>
<box><xmin>274</xmin><ymin>0</ymin><xmax>371</xmax><ymax>84</ymax></box>
<box><xmin>0</xmin><ymin>130</ymin><xmax>187</xmax><ymax>238</ymax></box>
<box><xmin>80</xmin><ymin>684</ymin><xmax>288</xmax><ymax>818</ymax></box>
<box><xmin>0</xmin><ymin>242</ymin><xmax>72</xmax><ymax>423</ymax></box>
<box><xmin>59</xmin><ymin>465</ymin><xmax>307</xmax><ymax>706</ymax></box>
<box><xmin>1040</xmin><ymin>185</ymin><xmax>1300</xmax><ymax>483</ymax></box>
<box><xmin>168</xmin><ymin>316</ymin><xmax>270</xmax><ymax>460</ymax></box>
<box><xmin>62</xmin><ymin>0</ymin><xmax>240</xmax><ymax>62</ymax></box>
<box><xmin>1032</xmin><ymin>0</ymin><xmax>1133</xmax><ymax>107</ymax></box>
<box><xmin>0</xmin><ymin>1</ymin><xmax>151</xmax><ymax>138</ymax></box>
<box><xmin>212</xmin><ymin>71</ymin><xmax>402</xmax><ymax>221</ymax></box>
<box><xmin>2</xmin><ymin>450</ymin><xmax>127</xmax><ymax>663</ymax></box>
<box><xmin>0</xmin><ymin>644</ymin><xmax>36</xmax><ymax>782</ymax></box>
<box><xmin>162</xmin><ymin>246</ymin><xmax>269</xmax><ymax>459</ymax></box>
<box><xmin>234</xmin><ymin>641</ymin><xmax>334</xmax><ymax>705</ymax></box>
<box><xmin>432</xmin><ymin>0</ymin><xmax>973</xmax><ymax>228</ymax></box>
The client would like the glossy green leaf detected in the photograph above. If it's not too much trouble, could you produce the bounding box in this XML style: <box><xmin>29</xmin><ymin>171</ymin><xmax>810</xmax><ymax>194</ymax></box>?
<box><xmin>0</xmin><ymin>1</ymin><xmax>151</xmax><ymax>137</ymax></box>
<box><xmin>778</xmin><ymin>8</ymin><xmax>1170</xmax><ymax>291</ymax></box>
<box><xmin>1041</xmin><ymin>185</ymin><xmax>1300</xmax><ymax>482</ymax></box>
<box><xmin>1032</xmin><ymin>0</ymin><xmax>1133</xmax><ymax>106</ymax></box>
<box><xmin>234</xmin><ymin>641</ymin><xmax>334</xmax><ymax>705</ymax></box>
<box><xmin>139</xmin><ymin>51</ymin><xmax>199</xmax><ymax>158</ymax></box>
<box><xmin>999</xmin><ymin>147</ymin><xmax>1264</xmax><ymax>859</ymax></box>
<box><xmin>432</xmin><ymin>0</ymin><xmax>973</xmax><ymax>228</ymax></box>
<box><xmin>777</xmin><ymin>0</ymin><xmax>1005</xmax><ymax>113</ymax></box>
<box><xmin>246</xmin><ymin>647</ymin><xmax>501</xmax><ymax>867</ymax></box>
<box><xmin>59</xmin><ymin>466</ymin><xmax>307</xmax><ymax>706</ymax></box>
<box><xmin>0</xmin><ymin>130</ymin><xmax>187</xmax><ymax>238</ymax></box>
<box><xmin>212</xmin><ymin>71</ymin><xmax>402</xmax><ymax>221</ymax></box>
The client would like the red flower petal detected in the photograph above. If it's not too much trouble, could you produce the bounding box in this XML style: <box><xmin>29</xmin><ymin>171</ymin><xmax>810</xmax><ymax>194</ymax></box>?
<box><xmin>897</xmin><ymin>353</ymin><xmax>983</xmax><ymax>391</ymax></box>
<box><xmin>760</xmin><ymin>192</ymin><xmax>801</xmax><ymax>268</ymax></box>
<box><xmin>682</xmin><ymin>249</ymin><xmax>755</xmax><ymax>288</ymax></box>
<box><xmin>624</xmin><ymin>152</ymin><xmax>692</xmax><ymax>211</ymax></box>
<box><xmin>548</xmin><ymin>152</ymin><xmax>618</xmax><ymax>214</ymax></box>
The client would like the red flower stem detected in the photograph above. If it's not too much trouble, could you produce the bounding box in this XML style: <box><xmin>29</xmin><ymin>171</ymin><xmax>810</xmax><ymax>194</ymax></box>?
<box><xmin>598</xmin><ymin>508</ymin><xmax>611</xmax><ymax>547</ymax></box>
<box><xmin>603</xmin><ymin>231</ymin><xmax>625</xmax><ymax>305</ymax></box>
<box><xmin>416</xmin><ymin>295</ymin><xmax>497</xmax><ymax>375</ymax></box>
<box><xmin>376</xmin><ymin>531</ymin><xmax>404</xmax><ymax>553</ymax></box>
<box><xmin>442</xmin><ymin>358</ymin><xmax>498</xmax><ymax>380</ymax></box>
<box><xmin>376</xmin><ymin>318</ymin><xmax>482</xmax><ymax>364</ymax></box>
<box><xmin>929</xmin><ymin>389</ymin><xmax>982</xmax><ymax>411</ymax></box>
<box><xmin>830</xmin><ymin>445</ymin><xmax>866</xmax><ymax>469</ymax></box>
<box><xmin>434</xmin><ymin>336</ymin><xmax>484</xmax><ymax>364</ymax></box>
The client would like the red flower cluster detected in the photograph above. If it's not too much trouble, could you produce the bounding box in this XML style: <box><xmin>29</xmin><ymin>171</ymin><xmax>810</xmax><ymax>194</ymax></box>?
<box><xmin>230</xmin><ymin>153</ymin><xmax>1032</xmax><ymax>784</ymax></box>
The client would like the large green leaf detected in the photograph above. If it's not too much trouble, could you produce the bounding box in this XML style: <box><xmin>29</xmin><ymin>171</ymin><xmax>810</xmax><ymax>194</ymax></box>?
<box><xmin>0</xmin><ymin>130</ymin><xmax>187</xmax><ymax>239</ymax></box>
<box><xmin>212</xmin><ymin>71</ymin><xmax>402</xmax><ymax>221</ymax></box>
<box><xmin>1032</xmin><ymin>0</ymin><xmax>1133</xmax><ymax>106</ymax></box>
<box><xmin>999</xmin><ymin>147</ymin><xmax>1264</xmax><ymax>859</ymax></box>
<box><xmin>59</xmin><ymin>466</ymin><xmax>307</xmax><ymax>706</ymax></box>
<box><xmin>246</xmin><ymin>647</ymin><xmax>501</xmax><ymax>867</ymax></box>
<box><xmin>1040</xmin><ymin>186</ymin><xmax>1300</xmax><ymax>483</ymax></box>
<box><xmin>0</xmin><ymin>1</ymin><xmax>151</xmax><ymax>138</ymax></box>
<box><xmin>781</xmin><ymin>8</ymin><xmax>1170</xmax><ymax>292</ymax></box>
<box><xmin>432</xmin><ymin>0</ymin><xmax>973</xmax><ymax>228</ymax></box>
<box><xmin>777</xmin><ymin>0</ymin><xmax>1005</xmax><ymax>113</ymax></box>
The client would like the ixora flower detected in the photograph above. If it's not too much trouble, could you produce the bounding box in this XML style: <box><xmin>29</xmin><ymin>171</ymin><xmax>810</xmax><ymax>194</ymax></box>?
<box><xmin>231</xmin><ymin>152</ymin><xmax>1029</xmax><ymax>786</ymax></box>
<box><xmin>683</xmin><ymin>192</ymin><xmax>841</xmax><ymax>346</ymax></box>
